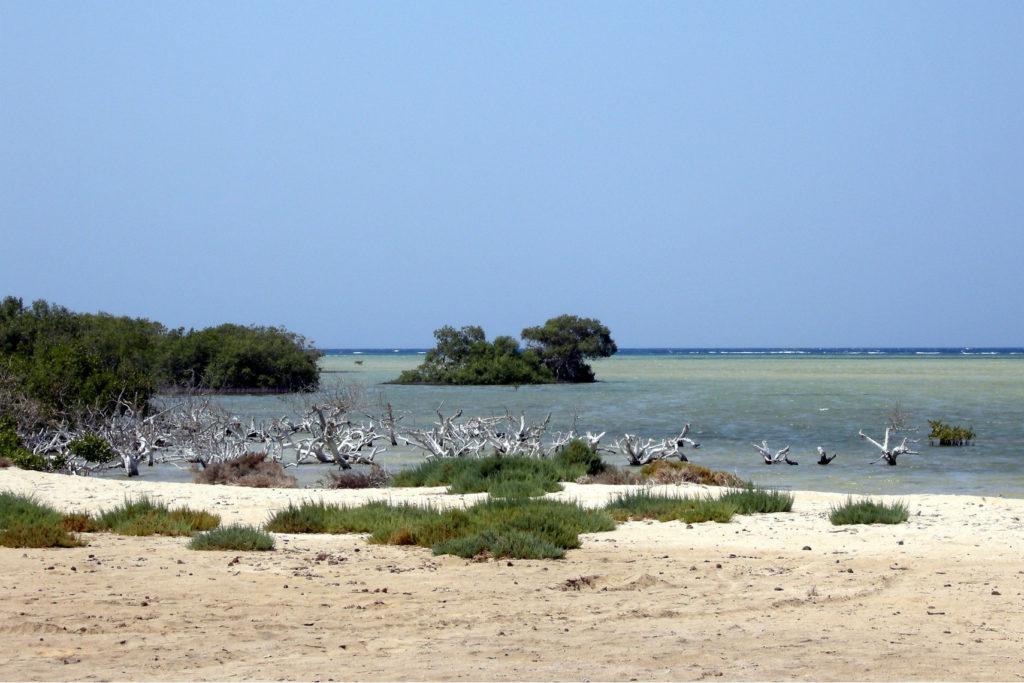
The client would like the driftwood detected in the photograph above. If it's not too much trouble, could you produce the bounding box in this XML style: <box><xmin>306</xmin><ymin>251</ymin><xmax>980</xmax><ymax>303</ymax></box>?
<box><xmin>753</xmin><ymin>440</ymin><xmax>797</xmax><ymax>465</ymax></box>
<box><xmin>616</xmin><ymin>425</ymin><xmax>698</xmax><ymax>466</ymax></box>
<box><xmin>859</xmin><ymin>427</ymin><xmax>918</xmax><ymax>466</ymax></box>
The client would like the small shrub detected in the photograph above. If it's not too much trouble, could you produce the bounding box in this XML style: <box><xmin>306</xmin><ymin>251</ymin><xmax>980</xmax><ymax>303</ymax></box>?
<box><xmin>92</xmin><ymin>497</ymin><xmax>220</xmax><ymax>536</ymax></box>
<box><xmin>69</xmin><ymin>432</ymin><xmax>115</xmax><ymax>464</ymax></box>
<box><xmin>188</xmin><ymin>525</ymin><xmax>275</xmax><ymax>551</ymax></box>
<box><xmin>928</xmin><ymin>421</ymin><xmax>975</xmax><ymax>447</ymax></box>
<box><xmin>193</xmin><ymin>452</ymin><xmax>298</xmax><ymax>488</ymax></box>
<box><xmin>829</xmin><ymin>497</ymin><xmax>909</xmax><ymax>525</ymax></box>
<box><xmin>0</xmin><ymin>491</ymin><xmax>84</xmax><ymax>548</ymax></box>
<box><xmin>0</xmin><ymin>455</ymin><xmax>11</xmax><ymax>468</ymax></box>
<box><xmin>639</xmin><ymin>460</ymin><xmax>745</xmax><ymax>487</ymax></box>
<box><xmin>319</xmin><ymin>464</ymin><xmax>390</xmax><ymax>489</ymax></box>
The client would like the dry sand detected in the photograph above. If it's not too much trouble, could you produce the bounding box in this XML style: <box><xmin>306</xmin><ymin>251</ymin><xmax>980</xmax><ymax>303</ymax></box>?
<box><xmin>1</xmin><ymin>468</ymin><xmax>1023</xmax><ymax>681</ymax></box>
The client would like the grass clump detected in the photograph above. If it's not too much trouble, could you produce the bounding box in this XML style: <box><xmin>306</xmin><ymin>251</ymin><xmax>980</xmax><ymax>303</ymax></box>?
<box><xmin>193</xmin><ymin>452</ymin><xmax>298</xmax><ymax>488</ymax></box>
<box><xmin>829</xmin><ymin>497</ymin><xmax>909</xmax><ymax>525</ymax></box>
<box><xmin>91</xmin><ymin>496</ymin><xmax>220</xmax><ymax>536</ymax></box>
<box><xmin>718</xmin><ymin>486</ymin><xmax>794</xmax><ymax>514</ymax></box>
<box><xmin>604</xmin><ymin>490</ymin><xmax>737</xmax><ymax>524</ymax></box>
<box><xmin>0</xmin><ymin>491</ymin><xmax>84</xmax><ymax>547</ymax></box>
<box><xmin>604</xmin><ymin>485</ymin><xmax>793</xmax><ymax>524</ymax></box>
<box><xmin>391</xmin><ymin>454</ymin><xmax>593</xmax><ymax>498</ymax></box>
<box><xmin>188</xmin><ymin>524</ymin><xmax>275</xmax><ymax>551</ymax></box>
<box><xmin>265</xmin><ymin>497</ymin><xmax>615</xmax><ymax>560</ymax></box>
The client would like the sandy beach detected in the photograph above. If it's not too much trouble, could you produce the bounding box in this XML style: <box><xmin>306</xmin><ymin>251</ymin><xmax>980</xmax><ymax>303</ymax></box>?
<box><xmin>1</xmin><ymin>468</ymin><xmax>1022</xmax><ymax>681</ymax></box>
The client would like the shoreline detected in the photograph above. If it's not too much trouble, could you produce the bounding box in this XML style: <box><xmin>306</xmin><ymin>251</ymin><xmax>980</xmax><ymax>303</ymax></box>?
<box><xmin>2</xmin><ymin>468</ymin><xmax>1023</xmax><ymax>680</ymax></box>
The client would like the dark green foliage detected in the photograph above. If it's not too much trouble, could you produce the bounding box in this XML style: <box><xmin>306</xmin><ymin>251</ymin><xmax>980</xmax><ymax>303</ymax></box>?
<box><xmin>0</xmin><ymin>296</ymin><xmax>321</xmax><ymax>426</ymax></box>
<box><xmin>554</xmin><ymin>439</ymin><xmax>607</xmax><ymax>476</ymax></box>
<box><xmin>829</xmin><ymin>497</ymin><xmax>909</xmax><ymax>525</ymax></box>
<box><xmin>264</xmin><ymin>498</ymin><xmax>615</xmax><ymax>560</ymax></box>
<box><xmin>69</xmin><ymin>432</ymin><xmax>116</xmax><ymax>464</ymax></box>
<box><xmin>91</xmin><ymin>496</ymin><xmax>220</xmax><ymax>536</ymax></box>
<box><xmin>188</xmin><ymin>524</ymin><xmax>275</xmax><ymax>551</ymax></box>
<box><xmin>928</xmin><ymin>420</ymin><xmax>975</xmax><ymax>446</ymax></box>
<box><xmin>521</xmin><ymin>314</ymin><xmax>617</xmax><ymax>383</ymax></box>
<box><xmin>159</xmin><ymin>323</ymin><xmax>321</xmax><ymax>392</ymax></box>
<box><xmin>0</xmin><ymin>491</ymin><xmax>84</xmax><ymax>548</ymax></box>
<box><xmin>390</xmin><ymin>453</ymin><xmax>595</xmax><ymax>497</ymax></box>
<box><xmin>396</xmin><ymin>326</ymin><xmax>553</xmax><ymax>385</ymax></box>
<box><xmin>718</xmin><ymin>486</ymin><xmax>794</xmax><ymax>514</ymax></box>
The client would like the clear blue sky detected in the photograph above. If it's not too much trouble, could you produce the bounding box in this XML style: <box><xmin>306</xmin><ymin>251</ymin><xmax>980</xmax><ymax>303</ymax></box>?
<box><xmin>2</xmin><ymin>2</ymin><xmax>1022</xmax><ymax>348</ymax></box>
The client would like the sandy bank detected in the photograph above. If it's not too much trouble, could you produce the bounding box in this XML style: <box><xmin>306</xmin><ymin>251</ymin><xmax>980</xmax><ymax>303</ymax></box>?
<box><xmin>1</xmin><ymin>468</ymin><xmax>1022</xmax><ymax>681</ymax></box>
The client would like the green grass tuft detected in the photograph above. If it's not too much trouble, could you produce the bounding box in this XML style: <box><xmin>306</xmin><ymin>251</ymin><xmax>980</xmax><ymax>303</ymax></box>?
<box><xmin>0</xmin><ymin>491</ymin><xmax>84</xmax><ymax>548</ymax></box>
<box><xmin>604</xmin><ymin>490</ymin><xmax>737</xmax><ymax>523</ymax></box>
<box><xmin>718</xmin><ymin>486</ymin><xmax>794</xmax><ymax>514</ymax></box>
<box><xmin>188</xmin><ymin>524</ymin><xmax>275</xmax><ymax>551</ymax></box>
<box><xmin>829</xmin><ymin>497</ymin><xmax>909</xmax><ymax>525</ymax></box>
<box><xmin>91</xmin><ymin>496</ymin><xmax>220</xmax><ymax>536</ymax></box>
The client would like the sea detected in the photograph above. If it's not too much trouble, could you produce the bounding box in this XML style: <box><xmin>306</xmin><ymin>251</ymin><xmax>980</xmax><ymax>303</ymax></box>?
<box><xmin>115</xmin><ymin>348</ymin><xmax>1024</xmax><ymax>499</ymax></box>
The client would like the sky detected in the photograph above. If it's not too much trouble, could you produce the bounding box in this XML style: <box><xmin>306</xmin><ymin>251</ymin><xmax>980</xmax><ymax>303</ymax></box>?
<box><xmin>2</xmin><ymin>2</ymin><xmax>1022</xmax><ymax>348</ymax></box>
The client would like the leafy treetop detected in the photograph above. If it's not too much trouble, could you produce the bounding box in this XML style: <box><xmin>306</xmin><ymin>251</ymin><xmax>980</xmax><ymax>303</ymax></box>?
<box><xmin>521</xmin><ymin>314</ymin><xmax>617</xmax><ymax>383</ymax></box>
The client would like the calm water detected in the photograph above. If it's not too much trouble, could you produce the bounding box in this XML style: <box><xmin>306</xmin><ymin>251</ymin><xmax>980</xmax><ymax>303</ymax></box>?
<box><xmin>125</xmin><ymin>351</ymin><xmax>1024</xmax><ymax>498</ymax></box>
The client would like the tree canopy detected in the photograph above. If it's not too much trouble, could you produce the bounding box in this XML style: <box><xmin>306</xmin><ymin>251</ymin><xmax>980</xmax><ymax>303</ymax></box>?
<box><xmin>395</xmin><ymin>326</ymin><xmax>553</xmax><ymax>385</ymax></box>
<box><xmin>395</xmin><ymin>315</ymin><xmax>616</xmax><ymax>385</ymax></box>
<box><xmin>521</xmin><ymin>314</ymin><xmax>617</xmax><ymax>383</ymax></box>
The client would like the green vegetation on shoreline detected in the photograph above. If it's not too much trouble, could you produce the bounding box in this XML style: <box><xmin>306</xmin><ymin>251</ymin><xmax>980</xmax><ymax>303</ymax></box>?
<box><xmin>0</xmin><ymin>296</ymin><xmax>322</xmax><ymax>422</ymax></box>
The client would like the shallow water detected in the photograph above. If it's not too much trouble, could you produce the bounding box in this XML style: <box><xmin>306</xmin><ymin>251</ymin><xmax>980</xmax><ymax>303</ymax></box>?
<box><xmin>114</xmin><ymin>352</ymin><xmax>1024</xmax><ymax>498</ymax></box>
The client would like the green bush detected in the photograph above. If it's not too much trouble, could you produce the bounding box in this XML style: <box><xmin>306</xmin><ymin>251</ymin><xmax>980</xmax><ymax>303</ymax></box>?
<box><xmin>91</xmin><ymin>497</ymin><xmax>220</xmax><ymax>536</ymax></box>
<box><xmin>69</xmin><ymin>432</ymin><xmax>115</xmax><ymax>464</ymax></box>
<box><xmin>829</xmin><ymin>497</ymin><xmax>909</xmax><ymax>525</ymax></box>
<box><xmin>188</xmin><ymin>524</ymin><xmax>275</xmax><ymax>551</ymax></box>
<box><xmin>554</xmin><ymin>439</ymin><xmax>607</xmax><ymax>476</ymax></box>
<box><xmin>0</xmin><ymin>491</ymin><xmax>83</xmax><ymax>548</ymax></box>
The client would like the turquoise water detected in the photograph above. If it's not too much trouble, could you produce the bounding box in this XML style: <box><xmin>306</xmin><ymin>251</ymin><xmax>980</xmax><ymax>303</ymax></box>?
<box><xmin>128</xmin><ymin>352</ymin><xmax>1024</xmax><ymax>498</ymax></box>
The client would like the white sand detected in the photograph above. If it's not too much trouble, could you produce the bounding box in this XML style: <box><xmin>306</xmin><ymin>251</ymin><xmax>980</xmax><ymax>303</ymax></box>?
<box><xmin>1</xmin><ymin>468</ymin><xmax>1023</xmax><ymax>681</ymax></box>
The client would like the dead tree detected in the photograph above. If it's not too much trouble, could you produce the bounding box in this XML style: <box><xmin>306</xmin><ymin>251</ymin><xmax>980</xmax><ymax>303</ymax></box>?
<box><xmin>859</xmin><ymin>427</ymin><xmax>918</xmax><ymax>466</ymax></box>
